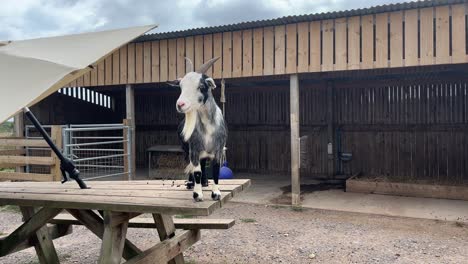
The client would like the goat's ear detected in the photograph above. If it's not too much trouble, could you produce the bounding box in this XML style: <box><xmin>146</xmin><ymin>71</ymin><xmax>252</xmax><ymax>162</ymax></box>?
<box><xmin>167</xmin><ymin>78</ymin><xmax>182</xmax><ymax>87</ymax></box>
<box><xmin>205</xmin><ymin>77</ymin><xmax>216</xmax><ymax>89</ymax></box>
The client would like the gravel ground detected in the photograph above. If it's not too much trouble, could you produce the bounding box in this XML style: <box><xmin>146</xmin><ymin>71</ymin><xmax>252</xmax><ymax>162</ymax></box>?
<box><xmin>1</xmin><ymin>203</ymin><xmax>467</xmax><ymax>264</ymax></box>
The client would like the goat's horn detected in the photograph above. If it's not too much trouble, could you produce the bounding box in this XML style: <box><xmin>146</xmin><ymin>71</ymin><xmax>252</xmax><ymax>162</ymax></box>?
<box><xmin>196</xmin><ymin>57</ymin><xmax>220</xmax><ymax>74</ymax></box>
<box><xmin>185</xmin><ymin>57</ymin><xmax>194</xmax><ymax>72</ymax></box>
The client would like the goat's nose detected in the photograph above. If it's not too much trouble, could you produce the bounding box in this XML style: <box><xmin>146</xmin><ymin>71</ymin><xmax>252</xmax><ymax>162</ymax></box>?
<box><xmin>177</xmin><ymin>101</ymin><xmax>185</xmax><ymax>108</ymax></box>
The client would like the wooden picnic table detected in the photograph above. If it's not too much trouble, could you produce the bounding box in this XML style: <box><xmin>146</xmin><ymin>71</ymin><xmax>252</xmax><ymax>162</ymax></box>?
<box><xmin>0</xmin><ymin>179</ymin><xmax>250</xmax><ymax>264</ymax></box>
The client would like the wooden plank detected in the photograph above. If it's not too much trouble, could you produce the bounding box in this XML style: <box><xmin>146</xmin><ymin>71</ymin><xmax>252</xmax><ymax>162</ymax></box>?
<box><xmin>151</xmin><ymin>41</ymin><xmax>160</xmax><ymax>82</ymax></box>
<box><xmin>322</xmin><ymin>20</ymin><xmax>334</xmax><ymax>71</ymax></box>
<box><xmin>436</xmin><ymin>6</ymin><xmax>450</xmax><ymax>64</ymax></box>
<box><xmin>0</xmin><ymin>172</ymin><xmax>53</xmax><ymax>182</ymax></box>
<box><xmin>253</xmin><ymin>28</ymin><xmax>263</xmax><ymax>76</ymax></box>
<box><xmin>361</xmin><ymin>15</ymin><xmax>374</xmax><ymax>69</ymax></box>
<box><xmin>0</xmin><ymin>156</ymin><xmax>55</xmax><ymax>166</ymax></box>
<box><xmin>112</xmin><ymin>51</ymin><xmax>120</xmax><ymax>85</ymax></box>
<box><xmin>98</xmin><ymin>211</ymin><xmax>129</xmax><ymax>264</ymax></box>
<box><xmin>50</xmin><ymin>126</ymin><xmax>62</xmax><ymax>182</ymax></box>
<box><xmin>124</xmin><ymin>230</ymin><xmax>199</xmax><ymax>264</ymax></box>
<box><xmin>243</xmin><ymin>29</ymin><xmax>253</xmax><ymax>76</ymax></box>
<box><xmin>203</xmin><ymin>34</ymin><xmax>213</xmax><ymax>76</ymax></box>
<box><xmin>222</xmin><ymin>32</ymin><xmax>232</xmax><ymax>78</ymax></box>
<box><xmin>119</xmin><ymin>45</ymin><xmax>128</xmax><ymax>84</ymax></box>
<box><xmin>310</xmin><ymin>21</ymin><xmax>321</xmax><ymax>72</ymax></box>
<box><xmin>420</xmin><ymin>7</ymin><xmax>434</xmax><ymax>65</ymax></box>
<box><xmin>274</xmin><ymin>25</ymin><xmax>286</xmax><ymax>74</ymax></box>
<box><xmin>91</xmin><ymin>62</ymin><xmax>98</xmax><ymax>86</ymax></box>
<box><xmin>0</xmin><ymin>149</ymin><xmax>26</xmax><ymax>156</ymax></box>
<box><xmin>168</xmin><ymin>39</ymin><xmax>177</xmax><ymax>80</ymax></box>
<box><xmin>286</xmin><ymin>24</ymin><xmax>297</xmax><ymax>74</ymax></box>
<box><xmin>263</xmin><ymin>27</ymin><xmax>274</xmax><ymax>75</ymax></box>
<box><xmin>176</xmin><ymin>38</ymin><xmax>186</xmax><ymax>78</ymax></box>
<box><xmin>127</xmin><ymin>43</ymin><xmax>136</xmax><ymax>84</ymax></box>
<box><xmin>405</xmin><ymin>9</ymin><xmax>419</xmax><ymax>66</ymax></box>
<box><xmin>143</xmin><ymin>42</ymin><xmax>152</xmax><ymax>83</ymax></box>
<box><xmin>97</xmin><ymin>60</ymin><xmax>105</xmax><ymax>85</ymax></box>
<box><xmin>185</xmin><ymin>37</ymin><xmax>195</xmax><ymax>74</ymax></box>
<box><xmin>290</xmin><ymin>74</ymin><xmax>300</xmax><ymax>206</ymax></box>
<box><xmin>232</xmin><ymin>31</ymin><xmax>242</xmax><ymax>77</ymax></box>
<box><xmin>452</xmin><ymin>4</ymin><xmax>467</xmax><ymax>63</ymax></box>
<box><xmin>212</xmin><ymin>33</ymin><xmax>223</xmax><ymax>78</ymax></box>
<box><xmin>194</xmin><ymin>35</ymin><xmax>204</xmax><ymax>72</ymax></box>
<box><xmin>135</xmin><ymin>43</ymin><xmax>144</xmax><ymax>83</ymax></box>
<box><xmin>375</xmin><ymin>13</ymin><xmax>389</xmax><ymax>68</ymax></box>
<box><xmin>152</xmin><ymin>214</ymin><xmax>184</xmax><ymax>263</ymax></box>
<box><xmin>105</xmin><ymin>56</ymin><xmax>113</xmax><ymax>85</ymax></box>
<box><xmin>297</xmin><ymin>22</ymin><xmax>309</xmax><ymax>73</ymax></box>
<box><xmin>159</xmin><ymin>39</ymin><xmax>168</xmax><ymax>82</ymax></box>
<box><xmin>348</xmin><ymin>16</ymin><xmax>361</xmax><ymax>70</ymax></box>
<box><xmin>0</xmin><ymin>138</ymin><xmax>48</xmax><ymax>147</ymax></box>
<box><xmin>390</xmin><ymin>11</ymin><xmax>403</xmax><ymax>67</ymax></box>
<box><xmin>76</xmin><ymin>75</ymin><xmax>83</xmax><ymax>87</ymax></box>
<box><xmin>83</xmin><ymin>71</ymin><xmax>91</xmax><ymax>87</ymax></box>
<box><xmin>334</xmin><ymin>18</ymin><xmax>347</xmax><ymax>71</ymax></box>
<box><xmin>51</xmin><ymin>214</ymin><xmax>235</xmax><ymax>230</ymax></box>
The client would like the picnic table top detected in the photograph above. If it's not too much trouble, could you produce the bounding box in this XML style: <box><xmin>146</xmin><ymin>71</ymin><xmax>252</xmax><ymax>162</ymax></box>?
<box><xmin>0</xmin><ymin>179</ymin><xmax>250</xmax><ymax>216</ymax></box>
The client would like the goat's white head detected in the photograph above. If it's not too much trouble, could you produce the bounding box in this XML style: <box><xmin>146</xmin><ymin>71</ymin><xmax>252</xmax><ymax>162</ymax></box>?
<box><xmin>173</xmin><ymin>57</ymin><xmax>219</xmax><ymax>113</ymax></box>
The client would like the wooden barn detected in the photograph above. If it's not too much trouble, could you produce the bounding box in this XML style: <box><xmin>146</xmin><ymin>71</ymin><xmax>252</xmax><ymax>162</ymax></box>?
<box><xmin>19</xmin><ymin>0</ymin><xmax>468</xmax><ymax>204</ymax></box>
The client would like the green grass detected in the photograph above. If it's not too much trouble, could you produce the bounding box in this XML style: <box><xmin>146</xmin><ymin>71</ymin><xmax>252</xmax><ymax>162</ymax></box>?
<box><xmin>240</xmin><ymin>218</ymin><xmax>256</xmax><ymax>223</ymax></box>
<box><xmin>174</xmin><ymin>215</ymin><xmax>194</xmax><ymax>219</ymax></box>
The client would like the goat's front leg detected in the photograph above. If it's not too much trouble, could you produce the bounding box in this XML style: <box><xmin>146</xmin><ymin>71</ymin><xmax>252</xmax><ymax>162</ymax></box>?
<box><xmin>190</xmin><ymin>153</ymin><xmax>203</xmax><ymax>202</ymax></box>
<box><xmin>211</xmin><ymin>159</ymin><xmax>221</xmax><ymax>201</ymax></box>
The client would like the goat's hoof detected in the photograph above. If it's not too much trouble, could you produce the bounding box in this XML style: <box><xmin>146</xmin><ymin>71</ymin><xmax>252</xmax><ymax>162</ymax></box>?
<box><xmin>193</xmin><ymin>192</ymin><xmax>204</xmax><ymax>202</ymax></box>
<box><xmin>202</xmin><ymin>181</ymin><xmax>209</xmax><ymax>187</ymax></box>
<box><xmin>211</xmin><ymin>191</ymin><xmax>221</xmax><ymax>201</ymax></box>
<box><xmin>186</xmin><ymin>182</ymin><xmax>194</xmax><ymax>190</ymax></box>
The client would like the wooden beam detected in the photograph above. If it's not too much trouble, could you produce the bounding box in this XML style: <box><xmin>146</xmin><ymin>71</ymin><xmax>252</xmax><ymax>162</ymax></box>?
<box><xmin>152</xmin><ymin>214</ymin><xmax>185</xmax><ymax>263</ymax></box>
<box><xmin>14</xmin><ymin>112</ymin><xmax>24</xmax><ymax>173</ymax></box>
<box><xmin>126</xmin><ymin>85</ymin><xmax>136</xmax><ymax>180</ymax></box>
<box><xmin>50</xmin><ymin>126</ymin><xmax>62</xmax><ymax>181</ymax></box>
<box><xmin>290</xmin><ymin>74</ymin><xmax>300</xmax><ymax>206</ymax></box>
<box><xmin>0</xmin><ymin>149</ymin><xmax>26</xmax><ymax>156</ymax></box>
<box><xmin>0</xmin><ymin>156</ymin><xmax>55</xmax><ymax>166</ymax></box>
<box><xmin>98</xmin><ymin>211</ymin><xmax>130</xmax><ymax>264</ymax></box>
<box><xmin>0</xmin><ymin>172</ymin><xmax>54</xmax><ymax>182</ymax></box>
<box><xmin>0</xmin><ymin>138</ymin><xmax>48</xmax><ymax>147</ymax></box>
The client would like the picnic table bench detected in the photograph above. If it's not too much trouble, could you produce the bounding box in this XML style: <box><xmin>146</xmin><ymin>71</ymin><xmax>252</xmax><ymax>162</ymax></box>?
<box><xmin>0</xmin><ymin>179</ymin><xmax>250</xmax><ymax>264</ymax></box>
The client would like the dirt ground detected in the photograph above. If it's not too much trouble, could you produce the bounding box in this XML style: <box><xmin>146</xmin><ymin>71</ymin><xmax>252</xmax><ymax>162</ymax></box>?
<box><xmin>1</xmin><ymin>203</ymin><xmax>468</xmax><ymax>264</ymax></box>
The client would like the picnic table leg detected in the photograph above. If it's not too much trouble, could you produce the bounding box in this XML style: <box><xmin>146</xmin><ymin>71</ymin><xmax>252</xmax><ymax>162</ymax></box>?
<box><xmin>153</xmin><ymin>214</ymin><xmax>185</xmax><ymax>264</ymax></box>
<box><xmin>20</xmin><ymin>207</ymin><xmax>60</xmax><ymax>264</ymax></box>
<box><xmin>98</xmin><ymin>211</ymin><xmax>130</xmax><ymax>264</ymax></box>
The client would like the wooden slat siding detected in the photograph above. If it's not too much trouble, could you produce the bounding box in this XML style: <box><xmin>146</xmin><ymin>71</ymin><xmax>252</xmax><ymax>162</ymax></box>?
<box><xmin>76</xmin><ymin>75</ymin><xmax>83</xmax><ymax>87</ymax></box>
<box><xmin>274</xmin><ymin>25</ymin><xmax>286</xmax><ymax>75</ymax></box>
<box><xmin>194</xmin><ymin>35</ymin><xmax>204</xmax><ymax>72</ymax></box>
<box><xmin>334</xmin><ymin>18</ymin><xmax>347</xmax><ymax>71</ymax></box>
<box><xmin>452</xmin><ymin>4</ymin><xmax>467</xmax><ymax>63</ymax></box>
<box><xmin>286</xmin><ymin>24</ymin><xmax>297</xmax><ymax>74</ymax></box>
<box><xmin>203</xmin><ymin>34</ymin><xmax>213</xmax><ymax>76</ymax></box>
<box><xmin>159</xmin><ymin>39</ymin><xmax>168</xmax><ymax>82</ymax></box>
<box><xmin>310</xmin><ymin>21</ymin><xmax>321</xmax><ymax>72</ymax></box>
<box><xmin>98</xmin><ymin>60</ymin><xmax>105</xmax><ymax>86</ymax></box>
<box><xmin>0</xmin><ymin>156</ymin><xmax>55</xmax><ymax>166</ymax></box>
<box><xmin>151</xmin><ymin>41</ymin><xmax>160</xmax><ymax>82</ymax></box>
<box><xmin>322</xmin><ymin>20</ymin><xmax>334</xmax><ymax>72</ymax></box>
<box><xmin>91</xmin><ymin>62</ymin><xmax>98</xmax><ymax>86</ymax></box>
<box><xmin>222</xmin><ymin>32</ymin><xmax>232</xmax><ymax>78</ymax></box>
<box><xmin>70</xmin><ymin>78</ymin><xmax>76</xmax><ymax>87</ymax></box>
<box><xmin>105</xmin><ymin>55</ymin><xmax>113</xmax><ymax>85</ymax></box>
<box><xmin>232</xmin><ymin>31</ymin><xmax>242</xmax><ymax>78</ymax></box>
<box><xmin>112</xmin><ymin>51</ymin><xmax>120</xmax><ymax>85</ymax></box>
<box><xmin>176</xmin><ymin>38</ymin><xmax>186</xmax><ymax>78</ymax></box>
<box><xmin>405</xmin><ymin>9</ymin><xmax>419</xmax><ymax>66</ymax></box>
<box><xmin>0</xmin><ymin>172</ymin><xmax>54</xmax><ymax>182</ymax></box>
<box><xmin>127</xmin><ymin>43</ymin><xmax>136</xmax><ymax>84</ymax></box>
<box><xmin>143</xmin><ymin>42</ymin><xmax>152</xmax><ymax>83</ymax></box>
<box><xmin>185</xmin><ymin>36</ymin><xmax>194</xmax><ymax>75</ymax></box>
<box><xmin>436</xmin><ymin>6</ymin><xmax>450</xmax><ymax>64</ymax></box>
<box><xmin>168</xmin><ymin>39</ymin><xmax>177</xmax><ymax>81</ymax></box>
<box><xmin>83</xmin><ymin>71</ymin><xmax>90</xmax><ymax>87</ymax></box>
<box><xmin>389</xmin><ymin>11</ymin><xmax>404</xmax><ymax>67</ymax></box>
<box><xmin>135</xmin><ymin>43</ymin><xmax>144</xmax><ymax>83</ymax></box>
<box><xmin>263</xmin><ymin>27</ymin><xmax>274</xmax><ymax>75</ymax></box>
<box><xmin>212</xmin><ymin>33</ymin><xmax>223</xmax><ymax>78</ymax></box>
<box><xmin>119</xmin><ymin>45</ymin><xmax>128</xmax><ymax>84</ymax></box>
<box><xmin>252</xmin><ymin>28</ymin><xmax>263</xmax><ymax>76</ymax></box>
<box><xmin>243</xmin><ymin>29</ymin><xmax>253</xmax><ymax>77</ymax></box>
<box><xmin>297</xmin><ymin>22</ymin><xmax>309</xmax><ymax>73</ymax></box>
<box><xmin>375</xmin><ymin>13</ymin><xmax>389</xmax><ymax>68</ymax></box>
<box><xmin>348</xmin><ymin>16</ymin><xmax>361</xmax><ymax>70</ymax></box>
<box><xmin>420</xmin><ymin>7</ymin><xmax>435</xmax><ymax>65</ymax></box>
<box><xmin>361</xmin><ymin>15</ymin><xmax>374</xmax><ymax>69</ymax></box>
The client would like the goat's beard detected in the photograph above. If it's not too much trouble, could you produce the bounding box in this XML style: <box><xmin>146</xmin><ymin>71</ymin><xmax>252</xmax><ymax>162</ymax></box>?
<box><xmin>181</xmin><ymin>110</ymin><xmax>197</xmax><ymax>141</ymax></box>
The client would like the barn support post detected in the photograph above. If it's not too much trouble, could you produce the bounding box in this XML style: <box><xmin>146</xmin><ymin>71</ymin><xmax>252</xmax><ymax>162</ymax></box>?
<box><xmin>290</xmin><ymin>74</ymin><xmax>300</xmax><ymax>206</ymax></box>
<box><xmin>326</xmin><ymin>80</ymin><xmax>336</xmax><ymax>177</ymax></box>
<box><xmin>125</xmin><ymin>84</ymin><xmax>136</xmax><ymax>180</ymax></box>
<box><xmin>14</xmin><ymin>112</ymin><xmax>24</xmax><ymax>173</ymax></box>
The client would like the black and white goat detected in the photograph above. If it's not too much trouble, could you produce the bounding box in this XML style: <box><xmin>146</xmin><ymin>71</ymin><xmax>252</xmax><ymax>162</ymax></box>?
<box><xmin>174</xmin><ymin>57</ymin><xmax>227</xmax><ymax>202</ymax></box>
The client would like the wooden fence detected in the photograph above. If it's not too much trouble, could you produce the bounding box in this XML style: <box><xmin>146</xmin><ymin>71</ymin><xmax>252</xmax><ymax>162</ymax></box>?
<box><xmin>69</xmin><ymin>3</ymin><xmax>467</xmax><ymax>87</ymax></box>
<box><xmin>0</xmin><ymin>126</ymin><xmax>62</xmax><ymax>182</ymax></box>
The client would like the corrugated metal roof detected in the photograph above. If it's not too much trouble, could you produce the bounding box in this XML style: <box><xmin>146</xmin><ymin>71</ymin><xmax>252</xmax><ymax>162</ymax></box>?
<box><xmin>135</xmin><ymin>0</ymin><xmax>466</xmax><ymax>42</ymax></box>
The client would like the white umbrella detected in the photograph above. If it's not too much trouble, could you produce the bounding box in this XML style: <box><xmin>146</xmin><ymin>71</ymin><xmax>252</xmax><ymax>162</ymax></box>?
<box><xmin>0</xmin><ymin>24</ymin><xmax>157</xmax><ymax>123</ymax></box>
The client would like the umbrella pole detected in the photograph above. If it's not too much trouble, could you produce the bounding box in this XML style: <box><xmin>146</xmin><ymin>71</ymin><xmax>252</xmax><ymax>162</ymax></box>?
<box><xmin>23</xmin><ymin>107</ymin><xmax>89</xmax><ymax>189</ymax></box>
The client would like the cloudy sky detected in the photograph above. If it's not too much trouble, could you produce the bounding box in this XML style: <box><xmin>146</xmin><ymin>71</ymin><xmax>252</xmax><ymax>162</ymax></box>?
<box><xmin>1</xmin><ymin>0</ymin><xmax>403</xmax><ymax>41</ymax></box>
